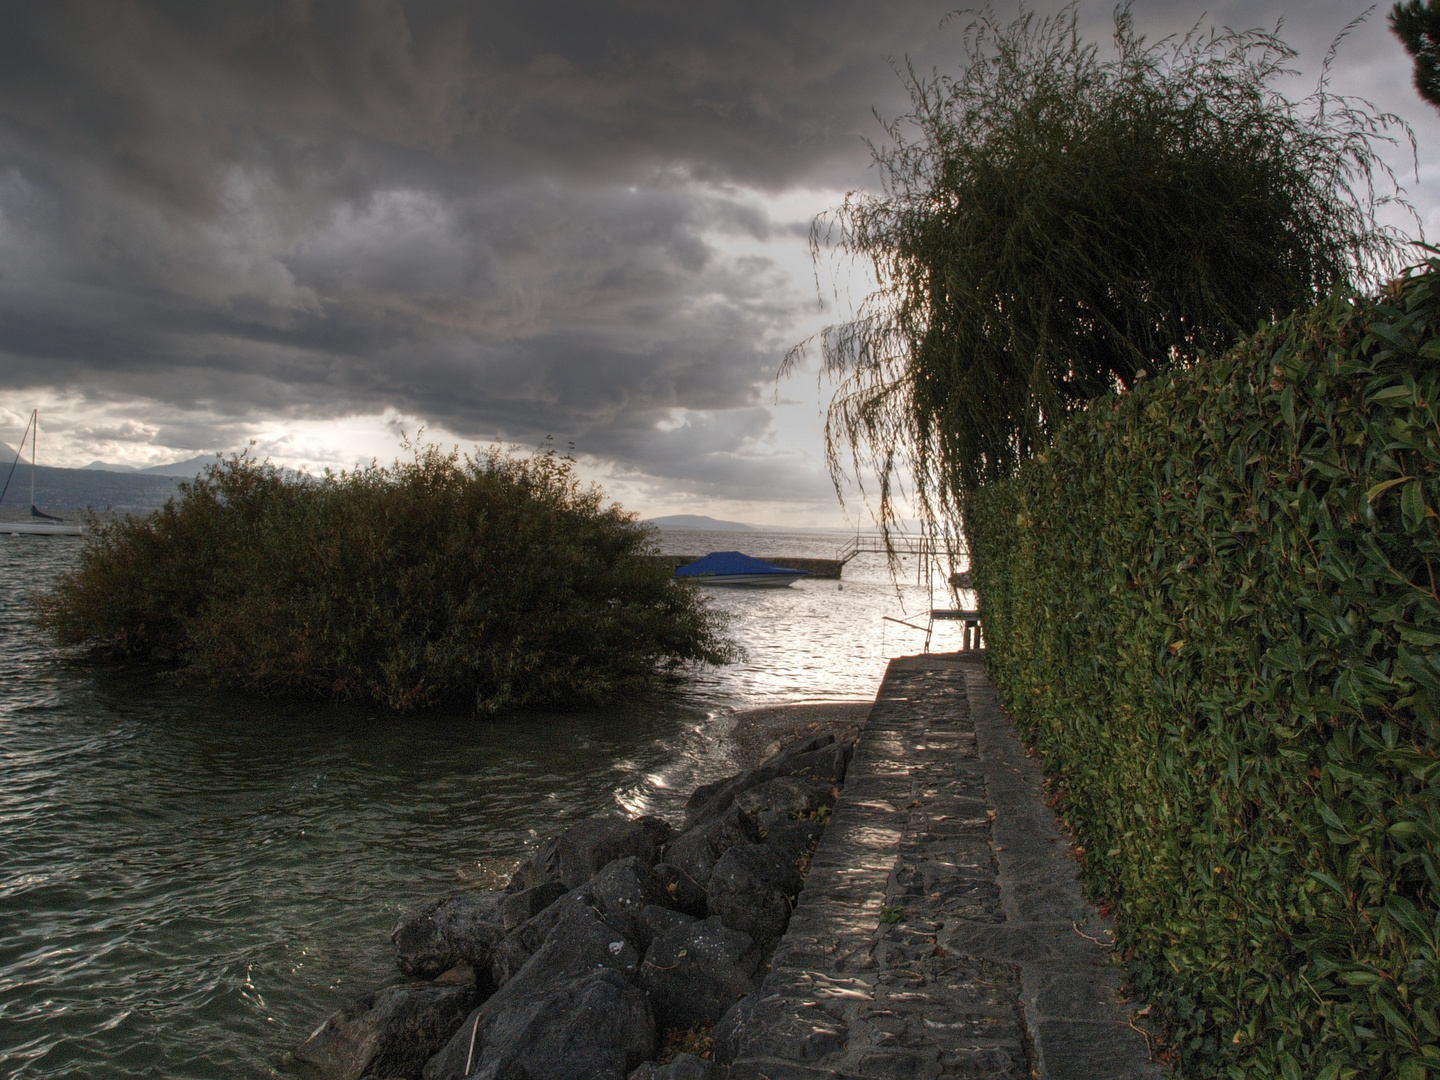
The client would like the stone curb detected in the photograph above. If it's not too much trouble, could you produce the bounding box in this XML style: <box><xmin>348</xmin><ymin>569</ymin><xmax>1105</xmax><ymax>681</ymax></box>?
<box><xmin>955</xmin><ymin>655</ymin><xmax>1162</xmax><ymax>1080</ymax></box>
<box><xmin>726</xmin><ymin>654</ymin><xmax>1163</xmax><ymax>1080</ymax></box>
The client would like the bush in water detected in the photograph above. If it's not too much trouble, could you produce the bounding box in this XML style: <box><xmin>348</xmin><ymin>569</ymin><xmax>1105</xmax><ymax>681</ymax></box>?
<box><xmin>39</xmin><ymin>444</ymin><xmax>734</xmax><ymax>711</ymax></box>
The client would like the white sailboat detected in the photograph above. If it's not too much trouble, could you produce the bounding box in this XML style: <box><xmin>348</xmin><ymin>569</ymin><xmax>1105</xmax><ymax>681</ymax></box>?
<box><xmin>2</xmin><ymin>410</ymin><xmax>83</xmax><ymax>536</ymax></box>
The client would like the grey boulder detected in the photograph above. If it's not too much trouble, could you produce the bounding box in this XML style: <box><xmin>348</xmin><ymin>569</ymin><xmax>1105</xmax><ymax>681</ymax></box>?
<box><xmin>651</xmin><ymin>862</ymin><xmax>707</xmax><ymax>918</ymax></box>
<box><xmin>426</xmin><ymin>902</ymin><xmax>649</xmax><ymax>1080</ymax></box>
<box><xmin>555</xmin><ymin>814</ymin><xmax>673</xmax><ymax>889</ymax></box>
<box><xmin>759</xmin><ymin>819</ymin><xmax>824</xmax><ymax>866</ymax></box>
<box><xmin>391</xmin><ymin>892</ymin><xmax>507</xmax><ymax>981</ymax></box>
<box><xmin>589</xmin><ymin>856</ymin><xmax>671</xmax><ymax>945</ymax></box>
<box><xmin>506</xmin><ymin>898</ymin><xmax>640</xmax><ymax>1000</ymax></box>
<box><xmin>278</xmin><ymin>982</ymin><xmax>478</xmax><ymax>1080</ymax></box>
<box><xmin>734</xmin><ymin>775</ymin><xmax>836</xmax><ymax>819</ymax></box>
<box><xmin>706</xmin><ymin>844</ymin><xmax>803</xmax><ymax>950</ymax></box>
<box><xmin>661</xmin><ymin>805</ymin><xmax>759</xmax><ymax>887</ymax></box>
<box><xmin>710</xmin><ymin>993</ymin><xmax>762</xmax><ymax>1067</ymax></box>
<box><xmin>638</xmin><ymin>904</ymin><xmax>695</xmax><ymax>952</ymax></box>
<box><xmin>490</xmin><ymin>887</ymin><xmax>594</xmax><ymax>988</ymax></box>
<box><xmin>427</xmin><ymin>969</ymin><xmax>652</xmax><ymax>1080</ymax></box>
<box><xmin>499</xmin><ymin>879</ymin><xmax>568</xmax><ymax>932</ymax></box>
<box><xmin>490</xmin><ymin>859</ymin><xmax>664</xmax><ymax>989</ymax></box>
<box><xmin>775</xmin><ymin>739</ymin><xmax>853</xmax><ymax>784</ymax></box>
<box><xmin>681</xmin><ymin>768</ymin><xmax>776</xmax><ymax>832</ymax></box>
<box><xmin>506</xmin><ymin>837</ymin><xmax>561</xmax><ymax>893</ymax></box>
<box><xmin>640</xmin><ymin>916</ymin><xmax>761</xmax><ymax>1034</ymax></box>
<box><xmin>681</xmin><ymin>734</ymin><xmax>839</xmax><ymax>829</ymax></box>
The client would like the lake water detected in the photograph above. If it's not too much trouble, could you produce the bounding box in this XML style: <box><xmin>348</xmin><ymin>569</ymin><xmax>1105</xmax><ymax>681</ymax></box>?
<box><xmin>0</xmin><ymin>529</ymin><xmax>967</xmax><ymax>1079</ymax></box>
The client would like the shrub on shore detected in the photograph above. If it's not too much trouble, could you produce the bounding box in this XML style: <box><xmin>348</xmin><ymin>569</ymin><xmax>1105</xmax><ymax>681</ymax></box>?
<box><xmin>969</xmin><ymin>262</ymin><xmax>1440</xmax><ymax>1078</ymax></box>
<box><xmin>39</xmin><ymin>445</ymin><xmax>734</xmax><ymax>711</ymax></box>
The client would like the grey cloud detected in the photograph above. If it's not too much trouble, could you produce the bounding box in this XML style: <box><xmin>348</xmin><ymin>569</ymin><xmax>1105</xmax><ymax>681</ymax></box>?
<box><xmin>0</xmin><ymin>1</ymin><xmax>955</xmax><ymax>207</ymax></box>
<box><xmin>0</xmin><ymin>177</ymin><xmax>802</xmax><ymax>415</ymax></box>
<box><xmin>0</xmin><ymin>0</ymin><xmax>1433</xmax><ymax>512</ymax></box>
<box><xmin>601</xmin><ymin>407</ymin><xmax>834</xmax><ymax>503</ymax></box>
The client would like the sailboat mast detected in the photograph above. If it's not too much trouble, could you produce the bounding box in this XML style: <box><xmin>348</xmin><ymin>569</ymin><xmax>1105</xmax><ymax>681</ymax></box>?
<box><xmin>30</xmin><ymin>409</ymin><xmax>36</xmax><ymax>512</ymax></box>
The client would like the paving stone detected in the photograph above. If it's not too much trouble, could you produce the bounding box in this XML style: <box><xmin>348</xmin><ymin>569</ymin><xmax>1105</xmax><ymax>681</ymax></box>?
<box><xmin>958</xmin><ymin>657</ymin><xmax>1165</xmax><ymax>1080</ymax></box>
<box><xmin>729</xmin><ymin>655</ymin><xmax>1162</xmax><ymax>1080</ymax></box>
<box><xmin>1032</xmin><ymin>1020</ymin><xmax>1157</xmax><ymax>1079</ymax></box>
<box><xmin>1030</xmin><ymin>971</ymin><xmax>1133</xmax><ymax>1021</ymax></box>
<box><xmin>727</xmin><ymin>1064</ymin><xmax>852</xmax><ymax>1080</ymax></box>
<box><xmin>943</xmin><ymin>921</ymin><xmax>1112</xmax><ymax>967</ymax></box>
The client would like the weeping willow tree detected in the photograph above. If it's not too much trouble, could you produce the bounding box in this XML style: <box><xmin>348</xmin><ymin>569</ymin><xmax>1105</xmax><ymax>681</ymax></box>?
<box><xmin>788</xmin><ymin>3</ymin><xmax>1416</xmax><ymax>568</ymax></box>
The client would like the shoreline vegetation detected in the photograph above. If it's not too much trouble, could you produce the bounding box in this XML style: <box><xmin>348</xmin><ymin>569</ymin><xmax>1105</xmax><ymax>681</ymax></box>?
<box><xmin>972</xmin><ymin>261</ymin><xmax>1440</xmax><ymax>1078</ymax></box>
<box><xmin>36</xmin><ymin>444</ymin><xmax>735</xmax><ymax>713</ymax></box>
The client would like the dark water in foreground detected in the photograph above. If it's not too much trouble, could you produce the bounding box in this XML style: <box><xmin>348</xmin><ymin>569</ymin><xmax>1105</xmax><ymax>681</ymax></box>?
<box><xmin>0</xmin><ymin>531</ymin><xmax>965</xmax><ymax>1079</ymax></box>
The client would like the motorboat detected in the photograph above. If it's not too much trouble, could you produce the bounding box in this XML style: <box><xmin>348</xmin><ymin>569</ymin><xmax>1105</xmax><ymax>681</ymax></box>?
<box><xmin>673</xmin><ymin>551</ymin><xmax>807</xmax><ymax>587</ymax></box>
<box><xmin>2</xmin><ymin>410</ymin><xmax>83</xmax><ymax>535</ymax></box>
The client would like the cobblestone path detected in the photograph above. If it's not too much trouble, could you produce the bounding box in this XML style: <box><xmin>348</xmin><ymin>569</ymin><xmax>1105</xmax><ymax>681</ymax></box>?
<box><xmin>725</xmin><ymin>655</ymin><xmax>1161</xmax><ymax>1080</ymax></box>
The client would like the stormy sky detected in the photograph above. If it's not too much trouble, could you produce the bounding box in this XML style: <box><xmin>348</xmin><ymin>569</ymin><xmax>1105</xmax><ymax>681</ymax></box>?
<box><xmin>1</xmin><ymin>1</ymin><xmax>1436</xmax><ymax>526</ymax></box>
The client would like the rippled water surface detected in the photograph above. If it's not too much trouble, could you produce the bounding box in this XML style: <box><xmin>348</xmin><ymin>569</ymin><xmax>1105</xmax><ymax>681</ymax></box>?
<box><xmin>0</xmin><ymin>530</ymin><xmax>965</xmax><ymax>1078</ymax></box>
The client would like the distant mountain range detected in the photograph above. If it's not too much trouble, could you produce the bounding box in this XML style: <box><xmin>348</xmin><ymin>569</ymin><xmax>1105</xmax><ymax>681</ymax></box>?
<box><xmin>0</xmin><ymin>449</ymin><xmax>190</xmax><ymax>514</ymax></box>
<box><xmin>0</xmin><ymin>442</ymin><xmax>224</xmax><ymax>515</ymax></box>
<box><xmin>78</xmin><ymin>455</ymin><xmax>218</xmax><ymax>478</ymax></box>
<box><xmin>1</xmin><ymin>443</ymin><xmax>219</xmax><ymax>480</ymax></box>
<box><xmin>643</xmin><ymin>514</ymin><xmax>756</xmax><ymax>532</ymax></box>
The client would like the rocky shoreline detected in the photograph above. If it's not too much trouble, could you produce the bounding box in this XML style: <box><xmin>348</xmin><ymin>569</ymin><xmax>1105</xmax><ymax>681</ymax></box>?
<box><xmin>277</xmin><ymin>728</ymin><xmax>858</xmax><ymax>1080</ymax></box>
<box><xmin>724</xmin><ymin>701</ymin><xmax>868</xmax><ymax>769</ymax></box>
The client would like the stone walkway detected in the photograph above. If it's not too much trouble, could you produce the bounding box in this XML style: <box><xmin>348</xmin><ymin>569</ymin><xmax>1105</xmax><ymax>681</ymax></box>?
<box><xmin>724</xmin><ymin>654</ymin><xmax>1162</xmax><ymax>1080</ymax></box>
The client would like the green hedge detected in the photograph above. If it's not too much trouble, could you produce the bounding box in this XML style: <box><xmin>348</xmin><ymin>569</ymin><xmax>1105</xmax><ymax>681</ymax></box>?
<box><xmin>40</xmin><ymin>445</ymin><xmax>732</xmax><ymax>712</ymax></box>
<box><xmin>969</xmin><ymin>263</ymin><xmax>1440</xmax><ymax>1080</ymax></box>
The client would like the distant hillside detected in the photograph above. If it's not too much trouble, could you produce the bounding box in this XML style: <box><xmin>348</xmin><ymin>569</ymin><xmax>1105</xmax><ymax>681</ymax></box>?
<box><xmin>82</xmin><ymin>461</ymin><xmax>139</xmax><ymax>472</ymax></box>
<box><xmin>138</xmin><ymin>455</ymin><xmax>218</xmax><ymax>477</ymax></box>
<box><xmin>0</xmin><ymin>461</ymin><xmax>184</xmax><ymax>515</ymax></box>
<box><xmin>644</xmin><ymin>514</ymin><xmax>756</xmax><ymax>532</ymax></box>
<box><xmin>76</xmin><ymin>454</ymin><xmax>219</xmax><ymax>478</ymax></box>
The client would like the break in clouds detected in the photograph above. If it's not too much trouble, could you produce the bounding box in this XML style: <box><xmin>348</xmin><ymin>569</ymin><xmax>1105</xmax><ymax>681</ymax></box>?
<box><xmin>0</xmin><ymin>1</ymin><xmax>1434</xmax><ymax>519</ymax></box>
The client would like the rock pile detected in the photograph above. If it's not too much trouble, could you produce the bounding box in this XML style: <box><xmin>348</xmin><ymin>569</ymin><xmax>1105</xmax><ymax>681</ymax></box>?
<box><xmin>277</xmin><ymin>731</ymin><xmax>855</xmax><ymax>1080</ymax></box>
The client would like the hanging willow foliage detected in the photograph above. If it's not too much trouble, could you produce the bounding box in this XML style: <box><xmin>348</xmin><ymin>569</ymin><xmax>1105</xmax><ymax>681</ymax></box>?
<box><xmin>787</xmin><ymin>3</ymin><xmax>1416</xmax><ymax>558</ymax></box>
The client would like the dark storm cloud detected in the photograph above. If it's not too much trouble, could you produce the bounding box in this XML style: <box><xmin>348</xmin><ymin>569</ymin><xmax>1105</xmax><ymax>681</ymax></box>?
<box><xmin>0</xmin><ymin>1</ymin><xmax>946</xmax><ymax>199</ymax></box>
<box><xmin>0</xmin><ymin>0</ymin><xmax>972</xmax><ymax>502</ymax></box>
<box><xmin>0</xmin><ymin>0</ymin><xmax>1431</xmax><ymax>507</ymax></box>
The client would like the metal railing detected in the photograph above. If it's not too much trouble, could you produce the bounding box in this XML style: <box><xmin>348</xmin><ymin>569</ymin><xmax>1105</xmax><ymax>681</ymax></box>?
<box><xmin>835</xmin><ymin>533</ymin><xmax>958</xmax><ymax>565</ymax></box>
<box><xmin>882</xmin><ymin>608</ymin><xmax>983</xmax><ymax>652</ymax></box>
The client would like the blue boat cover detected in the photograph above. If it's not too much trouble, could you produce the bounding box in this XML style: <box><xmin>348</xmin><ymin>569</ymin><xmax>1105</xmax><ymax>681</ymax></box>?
<box><xmin>673</xmin><ymin>551</ymin><xmax>807</xmax><ymax>578</ymax></box>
